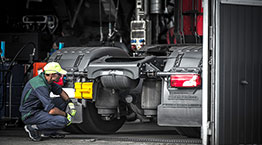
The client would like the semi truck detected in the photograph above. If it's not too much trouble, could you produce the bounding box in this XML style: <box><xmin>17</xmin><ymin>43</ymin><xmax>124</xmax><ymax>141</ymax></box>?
<box><xmin>1</xmin><ymin>0</ymin><xmax>262</xmax><ymax>144</ymax></box>
<box><xmin>47</xmin><ymin>0</ymin><xmax>203</xmax><ymax>138</ymax></box>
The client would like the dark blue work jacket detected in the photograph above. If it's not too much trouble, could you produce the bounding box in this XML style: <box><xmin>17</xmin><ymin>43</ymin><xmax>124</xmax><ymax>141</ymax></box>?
<box><xmin>19</xmin><ymin>73</ymin><xmax>62</xmax><ymax>121</ymax></box>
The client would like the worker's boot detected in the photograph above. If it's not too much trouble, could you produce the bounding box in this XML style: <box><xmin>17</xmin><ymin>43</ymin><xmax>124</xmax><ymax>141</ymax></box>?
<box><xmin>24</xmin><ymin>125</ymin><xmax>42</xmax><ymax>141</ymax></box>
<box><xmin>40</xmin><ymin>130</ymin><xmax>69</xmax><ymax>139</ymax></box>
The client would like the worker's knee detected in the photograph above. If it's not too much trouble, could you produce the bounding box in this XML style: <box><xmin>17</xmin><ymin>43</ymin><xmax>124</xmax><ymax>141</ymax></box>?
<box><xmin>50</xmin><ymin>115</ymin><xmax>68</xmax><ymax>128</ymax></box>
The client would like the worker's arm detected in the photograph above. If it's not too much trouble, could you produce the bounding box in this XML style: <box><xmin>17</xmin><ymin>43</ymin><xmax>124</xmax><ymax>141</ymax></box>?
<box><xmin>34</xmin><ymin>84</ymin><xmax>69</xmax><ymax>116</ymax></box>
<box><xmin>49</xmin><ymin>107</ymin><xmax>66</xmax><ymax>116</ymax></box>
<box><xmin>48</xmin><ymin>90</ymin><xmax>72</xmax><ymax>116</ymax></box>
<box><xmin>60</xmin><ymin>89</ymin><xmax>70</xmax><ymax>102</ymax></box>
<box><xmin>61</xmin><ymin>89</ymin><xmax>77</xmax><ymax>117</ymax></box>
<box><xmin>50</xmin><ymin>84</ymin><xmax>75</xmax><ymax>116</ymax></box>
<box><xmin>51</xmin><ymin>83</ymin><xmax>70</xmax><ymax>102</ymax></box>
<box><xmin>48</xmin><ymin>89</ymin><xmax>71</xmax><ymax>116</ymax></box>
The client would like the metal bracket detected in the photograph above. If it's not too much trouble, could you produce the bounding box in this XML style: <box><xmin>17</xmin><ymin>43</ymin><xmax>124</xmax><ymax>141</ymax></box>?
<box><xmin>207</xmin><ymin>121</ymin><xmax>212</xmax><ymax>135</ymax></box>
<box><xmin>208</xmin><ymin>56</ymin><xmax>213</xmax><ymax>65</ymax></box>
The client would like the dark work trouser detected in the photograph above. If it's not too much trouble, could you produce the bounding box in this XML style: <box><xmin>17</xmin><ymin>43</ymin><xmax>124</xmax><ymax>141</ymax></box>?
<box><xmin>23</xmin><ymin>97</ymin><xmax>69</xmax><ymax>132</ymax></box>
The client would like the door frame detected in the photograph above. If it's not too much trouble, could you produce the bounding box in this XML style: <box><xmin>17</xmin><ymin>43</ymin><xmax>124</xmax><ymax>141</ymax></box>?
<box><xmin>202</xmin><ymin>0</ymin><xmax>210</xmax><ymax>145</ymax></box>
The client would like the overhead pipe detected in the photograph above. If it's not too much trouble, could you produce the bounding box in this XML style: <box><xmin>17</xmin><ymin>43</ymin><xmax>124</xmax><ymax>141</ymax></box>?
<box><xmin>99</xmin><ymin>0</ymin><xmax>104</xmax><ymax>42</ymax></box>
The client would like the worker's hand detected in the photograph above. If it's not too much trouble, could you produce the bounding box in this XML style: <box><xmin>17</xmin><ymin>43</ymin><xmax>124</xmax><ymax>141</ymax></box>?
<box><xmin>66</xmin><ymin>113</ymin><xmax>72</xmax><ymax>126</ymax></box>
<box><xmin>68</xmin><ymin>102</ymin><xmax>76</xmax><ymax>117</ymax></box>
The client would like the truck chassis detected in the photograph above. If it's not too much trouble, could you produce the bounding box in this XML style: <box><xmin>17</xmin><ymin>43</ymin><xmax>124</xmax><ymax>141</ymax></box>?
<box><xmin>49</xmin><ymin>44</ymin><xmax>202</xmax><ymax>137</ymax></box>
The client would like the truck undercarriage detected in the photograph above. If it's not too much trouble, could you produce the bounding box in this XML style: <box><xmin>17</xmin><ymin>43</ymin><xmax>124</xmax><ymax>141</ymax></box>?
<box><xmin>49</xmin><ymin>44</ymin><xmax>202</xmax><ymax>138</ymax></box>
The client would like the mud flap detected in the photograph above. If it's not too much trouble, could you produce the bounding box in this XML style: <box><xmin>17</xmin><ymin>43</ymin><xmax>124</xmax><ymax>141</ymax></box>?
<box><xmin>157</xmin><ymin>104</ymin><xmax>201</xmax><ymax>126</ymax></box>
<box><xmin>66</xmin><ymin>102</ymin><xmax>83</xmax><ymax>123</ymax></box>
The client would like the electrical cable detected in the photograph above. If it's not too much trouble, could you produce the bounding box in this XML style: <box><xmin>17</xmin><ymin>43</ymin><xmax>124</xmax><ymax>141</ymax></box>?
<box><xmin>6</xmin><ymin>42</ymin><xmax>36</xmax><ymax>71</ymax></box>
<box><xmin>71</xmin><ymin>0</ymin><xmax>84</xmax><ymax>28</ymax></box>
<box><xmin>0</xmin><ymin>42</ymin><xmax>36</xmax><ymax>111</ymax></box>
<box><xmin>109</xmin><ymin>0</ymin><xmax>120</xmax><ymax>41</ymax></box>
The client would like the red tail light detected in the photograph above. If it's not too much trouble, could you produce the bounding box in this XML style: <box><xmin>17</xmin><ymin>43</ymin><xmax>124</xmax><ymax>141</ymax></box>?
<box><xmin>170</xmin><ymin>74</ymin><xmax>201</xmax><ymax>88</ymax></box>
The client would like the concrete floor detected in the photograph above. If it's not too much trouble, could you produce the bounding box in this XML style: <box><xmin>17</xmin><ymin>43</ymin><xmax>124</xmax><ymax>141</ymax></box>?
<box><xmin>0</xmin><ymin>122</ymin><xmax>201</xmax><ymax>145</ymax></box>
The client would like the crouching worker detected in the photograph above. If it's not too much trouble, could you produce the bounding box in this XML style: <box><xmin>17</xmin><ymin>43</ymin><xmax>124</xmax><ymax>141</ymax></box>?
<box><xmin>19</xmin><ymin>62</ymin><xmax>76</xmax><ymax>141</ymax></box>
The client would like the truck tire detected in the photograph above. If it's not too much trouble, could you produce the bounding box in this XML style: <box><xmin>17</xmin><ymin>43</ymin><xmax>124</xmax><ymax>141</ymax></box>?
<box><xmin>175</xmin><ymin>127</ymin><xmax>201</xmax><ymax>138</ymax></box>
<box><xmin>77</xmin><ymin>102</ymin><xmax>126</xmax><ymax>134</ymax></box>
<box><xmin>64</xmin><ymin>124</ymin><xmax>83</xmax><ymax>134</ymax></box>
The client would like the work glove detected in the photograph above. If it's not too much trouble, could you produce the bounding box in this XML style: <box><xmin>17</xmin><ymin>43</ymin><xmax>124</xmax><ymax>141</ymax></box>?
<box><xmin>66</xmin><ymin>113</ymin><xmax>72</xmax><ymax>126</ymax></box>
<box><xmin>68</xmin><ymin>102</ymin><xmax>76</xmax><ymax>117</ymax></box>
